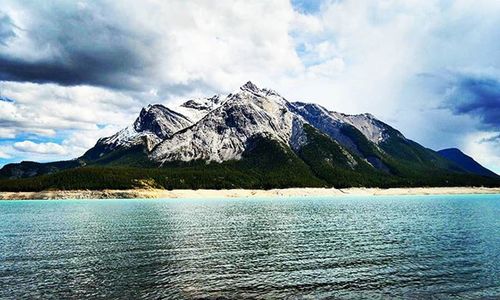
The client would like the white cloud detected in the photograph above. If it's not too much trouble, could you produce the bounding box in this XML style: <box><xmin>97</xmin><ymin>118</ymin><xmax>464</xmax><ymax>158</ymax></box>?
<box><xmin>0</xmin><ymin>82</ymin><xmax>141</xmax><ymax>138</ymax></box>
<box><xmin>291</xmin><ymin>10</ymin><xmax>323</xmax><ymax>34</ymax></box>
<box><xmin>0</xmin><ymin>150</ymin><xmax>11</xmax><ymax>159</ymax></box>
<box><xmin>1</xmin><ymin>0</ymin><xmax>302</xmax><ymax>95</ymax></box>
<box><xmin>463</xmin><ymin>132</ymin><xmax>500</xmax><ymax>174</ymax></box>
<box><xmin>0</xmin><ymin>128</ymin><xmax>15</xmax><ymax>138</ymax></box>
<box><xmin>275</xmin><ymin>0</ymin><xmax>500</xmax><ymax>171</ymax></box>
<box><xmin>0</xmin><ymin>124</ymin><xmax>122</xmax><ymax>163</ymax></box>
<box><xmin>13</xmin><ymin>141</ymin><xmax>67</xmax><ymax>155</ymax></box>
<box><xmin>307</xmin><ymin>57</ymin><xmax>345</xmax><ymax>78</ymax></box>
<box><xmin>61</xmin><ymin>124</ymin><xmax>125</xmax><ymax>156</ymax></box>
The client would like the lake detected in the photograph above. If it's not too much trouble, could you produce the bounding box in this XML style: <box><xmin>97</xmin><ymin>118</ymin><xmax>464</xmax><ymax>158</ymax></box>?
<box><xmin>0</xmin><ymin>195</ymin><xmax>499</xmax><ymax>298</ymax></box>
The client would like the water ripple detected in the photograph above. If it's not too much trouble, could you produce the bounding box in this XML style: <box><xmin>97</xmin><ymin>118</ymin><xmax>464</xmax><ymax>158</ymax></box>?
<box><xmin>0</xmin><ymin>195</ymin><xmax>499</xmax><ymax>299</ymax></box>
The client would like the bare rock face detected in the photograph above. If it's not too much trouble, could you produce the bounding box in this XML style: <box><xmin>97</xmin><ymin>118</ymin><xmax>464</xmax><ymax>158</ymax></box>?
<box><xmin>133</xmin><ymin>105</ymin><xmax>192</xmax><ymax>139</ymax></box>
<box><xmin>151</xmin><ymin>82</ymin><xmax>305</xmax><ymax>163</ymax></box>
<box><xmin>290</xmin><ymin>102</ymin><xmax>394</xmax><ymax>146</ymax></box>
<box><xmin>93</xmin><ymin>81</ymin><xmax>403</xmax><ymax>164</ymax></box>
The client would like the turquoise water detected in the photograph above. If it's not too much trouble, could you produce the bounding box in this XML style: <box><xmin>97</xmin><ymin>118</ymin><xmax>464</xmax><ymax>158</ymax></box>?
<box><xmin>0</xmin><ymin>194</ymin><xmax>499</xmax><ymax>299</ymax></box>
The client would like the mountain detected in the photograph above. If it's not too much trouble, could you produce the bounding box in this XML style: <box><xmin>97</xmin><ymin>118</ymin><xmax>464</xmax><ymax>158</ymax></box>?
<box><xmin>438</xmin><ymin>148</ymin><xmax>498</xmax><ymax>178</ymax></box>
<box><xmin>84</xmin><ymin>96</ymin><xmax>222</xmax><ymax>159</ymax></box>
<box><xmin>1</xmin><ymin>81</ymin><xmax>499</xmax><ymax>191</ymax></box>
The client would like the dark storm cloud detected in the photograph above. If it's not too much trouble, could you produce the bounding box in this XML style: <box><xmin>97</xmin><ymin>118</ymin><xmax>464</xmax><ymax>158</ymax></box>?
<box><xmin>443</xmin><ymin>74</ymin><xmax>500</xmax><ymax>130</ymax></box>
<box><xmin>0</xmin><ymin>5</ymin><xmax>155</xmax><ymax>91</ymax></box>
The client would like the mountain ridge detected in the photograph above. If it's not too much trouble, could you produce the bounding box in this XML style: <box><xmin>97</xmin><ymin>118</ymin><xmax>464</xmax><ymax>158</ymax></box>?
<box><xmin>438</xmin><ymin>148</ymin><xmax>498</xmax><ymax>178</ymax></box>
<box><xmin>1</xmin><ymin>81</ymin><xmax>499</xmax><ymax>191</ymax></box>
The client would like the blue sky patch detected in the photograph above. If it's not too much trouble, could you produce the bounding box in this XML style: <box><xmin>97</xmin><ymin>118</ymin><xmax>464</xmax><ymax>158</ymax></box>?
<box><xmin>291</xmin><ymin>0</ymin><xmax>324</xmax><ymax>14</ymax></box>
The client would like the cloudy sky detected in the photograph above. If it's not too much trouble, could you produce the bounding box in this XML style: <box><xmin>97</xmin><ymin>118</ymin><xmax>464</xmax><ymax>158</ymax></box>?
<box><xmin>0</xmin><ymin>0</ymin><xmax>499</xmax><ymax>172</ymax></box>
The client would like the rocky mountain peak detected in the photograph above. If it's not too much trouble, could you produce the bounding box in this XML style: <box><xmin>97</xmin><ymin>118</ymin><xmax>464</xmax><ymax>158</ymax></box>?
<box><xmin>240</xmin><ymin>81</ymin><xmax>261</xmax><ymax>93</ymax></box>
<box><xmin>233</xmin><ymin>81</ymin><xmax>289</xmax><ymax>110</ymax></box>
<box><xmin>238</xmin><ymin>81</ymin><xmax>283</xmax><ymax>99</ymax></box>
<box><xmin>95</xmin><ymin>103</ymin><xmax>194</xmax><ymax>154</ymax></box>
<box><xmin>133</xmin><ymin>104</ymin><xmax>190</xmax><ymax>138</ymax></box>
<box><xmin>148</xmin><ymin>82</ymin><xmax>305</xmax><ymax>163</ymax></box>
<box><xmin>95</xmin><ymin>82</ymin><xmax>402</xmax><ymax>164</ymax></box>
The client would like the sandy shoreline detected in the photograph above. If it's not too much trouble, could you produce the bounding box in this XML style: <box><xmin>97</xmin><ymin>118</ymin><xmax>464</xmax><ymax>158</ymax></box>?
<box><xmin>0</xmin><ymin>187</ymin><xmax>499</xmax><ymax>200</ymax></box>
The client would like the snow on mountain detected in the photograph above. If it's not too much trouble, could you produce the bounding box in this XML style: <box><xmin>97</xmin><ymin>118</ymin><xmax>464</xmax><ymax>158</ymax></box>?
<box><xmin>98</xmin><ymin>104</ymin><xmax>193</xmax><ymax>152</ymax></box>
<box><xmin>151</xmin><ymin>81</ymin><xmax>306</xmax><ymax>163</ymax></box>
<box><xmin>173</xmin><ymin>95</ymin><xmax>223</xmax><ymax>123</ymax></box>
<box><xmin>95</xmin><ymin>81</ymin><xmax>402</xmax><ymax>164</ymax></box>
<box><xmin>97</xmin><ymin>94</ymin><xmax>224</xmax><ymax>153</ymax></box>
<box><xmin>98</xmin><ymin>126</ymin><xmax>157</xmax><ymax>150</ymax></box>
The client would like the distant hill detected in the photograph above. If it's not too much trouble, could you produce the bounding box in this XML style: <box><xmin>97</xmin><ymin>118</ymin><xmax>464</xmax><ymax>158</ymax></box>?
<box><xmin>438</xmin><ymin>148</ymin><xmax>498</xmax><ymax>178</ymax></box>
<box><xmin>1</xmin><ymin>82</ymin><xmax>499</xmax><ymax>191</ymax></box>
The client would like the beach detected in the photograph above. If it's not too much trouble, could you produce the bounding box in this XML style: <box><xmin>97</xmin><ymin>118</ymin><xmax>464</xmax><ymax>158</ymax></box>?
<box><xmin>1</xmin><ymin>186</ymin><xmax>499</xmax><ymax>200</ymax></box>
